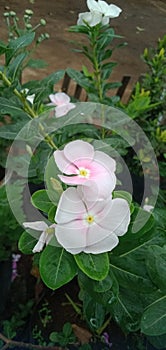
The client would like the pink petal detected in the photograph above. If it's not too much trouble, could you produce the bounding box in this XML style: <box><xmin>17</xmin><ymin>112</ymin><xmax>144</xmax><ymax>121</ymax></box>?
<box><xmin>55</xmin><ymin>187</ymin><xmax>87</xmax><ymax>224</ymax></box>
<box><xmin>55</xmin><ymin>103</ymin><xmax>75</xmax><ymax>117</ymax></box>
<box><xmin>53</xmin><ymin>92</ymin><xmax>71</xmax><ymax>105</ymax></box>
<box><xmin>96</xmin><ymin>198</ymin><xmax>130</xmax><ymax>236</ymax></box>
<box><xmin>64</xmin><ymin>140</ymin><xmax>94</xmax><ymax>163</ymax></box>
<box><xmin>54</xmin><ymin>150</ymin><xmax>77</xmax><ymax>174</ymax></box>
<box><xmin>23</xmin><ymin>221</ymin><xmax>48</xmax><ymax>231</ymax></box>
<box><xmin>55</xmin><ymin>220</ymin><xmax>87</xmax><ymax>254</ymax></box>
<box><xmin>93</xmin><ymin>150</ymin><xmax>116</xmax><ymax>173</ymax></box>
<box><xmin>85</xmin><ymin>230</ymin><xmax>119</xmax><ymax>254</ymax></box>
<box><xmin>58</xmin><ymin>174</ymin><xmax>89</xmax><ymax>185</ymax></box>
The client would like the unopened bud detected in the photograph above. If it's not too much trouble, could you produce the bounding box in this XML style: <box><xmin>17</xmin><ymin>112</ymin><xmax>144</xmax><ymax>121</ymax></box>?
<box><xmin>25</xmin><ymin>9</ymin><xmax>34</xmax><ymax>16</ymax></box>
<box><xmin>40</xmin><ymin>18</ymin><xmax>46</xmax><ymax>26</ymax></box>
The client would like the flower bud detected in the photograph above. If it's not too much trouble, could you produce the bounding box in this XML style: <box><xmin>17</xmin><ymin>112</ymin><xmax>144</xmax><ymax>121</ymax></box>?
<box><xmin>40</xmin><ymin>18</ymin><xmax>46</xmax><ymax>26</ymax></box>
<box><xmin>9</xmin><ymin>11</ymin><xmax>16</xmax><ymax>17</ymax></box>
<box><xmin>25</xmin><ymin>9</ymin><xmax>34</xmax><ymax>16</ymax></box>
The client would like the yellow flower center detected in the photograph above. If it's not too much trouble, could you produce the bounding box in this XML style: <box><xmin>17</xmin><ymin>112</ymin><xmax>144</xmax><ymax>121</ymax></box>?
<box><xmin>86</xmin><ymin>215</ymin><xmax>94</xmax><ymax>224</ymax></box>
<box><xmin>46</xmin><ymin>227</ymin><xmax>54</xmax><ymax>235</ymax></box>
<box><xmin>78</xmin><ymin>168</ymin><xmax>89</xmax><ymax>178</ymax></box>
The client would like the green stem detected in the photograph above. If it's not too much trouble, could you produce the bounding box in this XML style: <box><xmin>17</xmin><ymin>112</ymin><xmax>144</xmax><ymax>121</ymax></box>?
<box><xmin>64</xmin><ymin>293</ymin><xmax>82</xmax><ymax>316</ymax></box>
<box><xmin>91</xmin><ymin>30</ymin><xmax>103</xmax><ymax>102</ymax></box>
<box><xmin>96</xmin><ymin>316</ymin><xmax>112</xmax><ymax>335</ymax></box>
<box><xmin>0</xmin><ymin>71</ymin><xmax>58</xmax><ymax>150</ymax></box>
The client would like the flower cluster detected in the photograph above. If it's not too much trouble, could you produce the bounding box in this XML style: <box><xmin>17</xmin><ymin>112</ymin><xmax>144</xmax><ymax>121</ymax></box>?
<box><xmin>77</xmin><ymin>0</ymin><xmax>122</xmax><ymax>27</ymax></box>
<box><xmin>23</xmin><ymin>140</ymin><xmax>130</xmax><ymax>254</ymax></box>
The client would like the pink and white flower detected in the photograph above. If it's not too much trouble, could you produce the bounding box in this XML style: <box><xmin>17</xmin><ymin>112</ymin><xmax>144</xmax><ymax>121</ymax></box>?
<box><xmin>49</xmin><ymin>92</ymin><xmax>75</xmax><ymax>117</ymax></box>
<box><xmin>23</xmin><ymin>221</ymin><xmax>56</xmax><ymax>253</ymax></box>
<box><xmin>55</xmin><ymin>187</ymin><xmax>130</xmax><ymax>254</ymax></box>
<box><xmin>54</xmin><ymin>140</ymin><xmax>116</xmax><ymax>200</ymax></box>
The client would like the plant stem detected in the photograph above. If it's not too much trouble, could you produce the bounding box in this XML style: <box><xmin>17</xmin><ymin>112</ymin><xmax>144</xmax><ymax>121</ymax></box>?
<box><xmin>91</xmin><ymin>29</ymin><xmax>103</xmax><ymax>102</ymax></box>
<box><xmin>0</xmin><ymin>331</ymin><xmax>62</xmax><ymax>349</ymax></box>
<box><xmin>0</xmin><ymin>71</ymin><xmax>58</xmax><ymax>150</ymax></box>
<box><xmin>0</xmin><ymin>71</ymin><xmax>36</xmax><ymax>118</ymax></box>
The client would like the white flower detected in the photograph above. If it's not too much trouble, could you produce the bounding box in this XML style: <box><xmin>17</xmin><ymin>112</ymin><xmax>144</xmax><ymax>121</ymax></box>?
<box><xmin>87</xmin><ymin>0</ymin><xmax>122</xmax><ymax>18</ymax></box>
<box><xmin>77</xmin><ymin>0</ymin><xmax>122</xmax><ymax>26</ymax></box>
<box><xmin>23</xmin><ymin>88</ymin><xmax>35</xmax><ymax>104</ymax></box>
<box><xmin>55</xmin><ymin>187</ymin><xmax>130</xmax><ymax>255</ymax></box>
<box><xmin>23</xmin><ymin>221</ymin><xmax>56</xmax><ymax>253</ymax></box>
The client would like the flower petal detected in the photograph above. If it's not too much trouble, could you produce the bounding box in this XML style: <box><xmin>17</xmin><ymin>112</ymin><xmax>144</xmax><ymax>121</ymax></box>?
<box><xmin>54</xmin><ymin>150</ymin><xmax>77</xmax><ymax>174</ymax></box>
<box><xmin>87</xmin><ymin>0</ymin><xmax>101</xmax><ymax>12</ymax></box>
<box><xmin>93</xmin><ymin>150</ymin><xmax>116</xmax><ymax>173</ymax></box>
<box><xmin>33</xmin><ymin>231</ymin><xmax>47</xmax><ymax>253</ymax></box>
<box><xmin>64</xmin><ymin>140</ymin><xmax>94</xmax><ymax>163</ymax></box>
<box><xmin>55</xmin><ymin>187</ymin><xmax>87</xmax><ymax>224</ymax></box>
<box><xmin>23</xmin><ymin>221</ymin><xmax>48</xmax><ymax>231</ymax></box>
<box><xmin>84</xmin><ymin>231</ymin><xmax>119</xmax><ymax>254</ymax></box>
<box><xmin>96</xmin><ymin>198</ymin><xmax>130</xmax><ymax>236</ymax></box>
<box><xmin>53</xmin><ymin>92</ymin><xmax>71</xmax><ymax>105</ymax></box>
<box><xmin>55</xmin><ymin>103</ymin><xmax>75</xmax><ymax>117</ymax></box>
<box><xmin>55</xmin><ymin>220</ymin><xmax>87</xmax><ymax>254</ymax></box>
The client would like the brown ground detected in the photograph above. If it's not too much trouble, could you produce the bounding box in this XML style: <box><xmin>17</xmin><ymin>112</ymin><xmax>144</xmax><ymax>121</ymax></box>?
<box><xmin>0</xmin><ymin>0</ymin><xmax>166</xmax><ymax>95</ymax></box>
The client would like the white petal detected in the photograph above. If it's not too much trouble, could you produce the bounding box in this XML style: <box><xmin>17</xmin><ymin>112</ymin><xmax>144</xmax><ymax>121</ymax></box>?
<box><xmin>77</xmin><ymin>12</ymin><xmax>93</xmax><ymax>25</ymax></box>
<box><xmin>96</xmin><ymin>198</ymin><xmax>130</xmax><ymax>236</ymax></box>
<box><xmin>84</xmin><ymin>231</ymin><xmax>119</xmax><ymax>254</ymax></box>
<box><xmin>55</xmin><ymin>220</ymin><xmax>87</xmax><ymax>254</ymax></box>
<box><xmin>32</xmin><ymin>231</ymin><xmax>47</xmax><ymax>253</ymax></box>
<box><xmin>53</xmin><ymin>92</ymin><xmax>70</xmax><ymax>105</ymax></box>
<box><xmin>55</xmin><ymin>187</ymin><xmax>87</xmax><ymax>224</ymax></box>
<box><xmin>87</xmin><ymin>0</ymin><xmax>101</xmax><ymax>12</ymax></box>
<box><xmin>54</xmin><ymin>149</ymin><xmax>76</xmax><ymax>174</ymax></box>
<box><xmin>64</xmin><ymin>140</ymin><xmax>94</xmax><ymax>163</ymax></box>
<box><xmin>106</xmin><ymin>4</ymin><xmax>122</xmax><ymax>18</ymax></box>
<box><xmin>101</xmin><ymin>16</ymin><xmax>110</xmax><ymax>25</ymax></box>
<box><xmin>23</xmin><ymin>221</ymin><xmax>48</xmax><ymax>231</ymax></box>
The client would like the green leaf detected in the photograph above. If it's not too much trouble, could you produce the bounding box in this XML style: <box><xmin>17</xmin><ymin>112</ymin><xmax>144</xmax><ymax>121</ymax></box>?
<box><xmin>18</xmin><ymin>231</ymin><xmax>37</xmax><ymax>254</ymax></box>
<box><xmin>74</xmin><ymin>252</ymin><xmax>109</xmax><ymax>281</ymax></box>
<box><xmin>141</xmin><ymin>295</ymin><xmax>166</xmax><ymax>336</ymax></box>
<box><xmin>0</xmin><ymin>97</ymin><xmax>29</xmax><ymax>118</ymax></box>
<box><xmin>113</xmin><ymin>190</ymin><xmax>132</xmax><ymax>205</ymax></box>
<box><xmin>6</xmin><ymin>32</ymin><xmax>35</xmax><ymax>64</ymax></box>
<box><xmin>0</xmin><ymin>40</ymin><xmax>7</xmax><ymax>55</ymax></box>
<box><xmin>7</xmin><ymin>52</ymin><xmax>27</xmax><ymax>80</ymax></box>
<box><xmin>31</xmin><ymin>189</ymin><xmax>53</xmax><ymax>213</ymax></box>
<box><xmin>146</xmin><ymin>245</ymin><xmax>166</xmax><ymax>292</ymax></box>
<box><xmin>26</xmin><ymin>58</ymin><xmax>48</xmax><ymax>69</ymax></box>
<box><xmin>39</xmin><ymin>246</ymin><xmax>77</xmax><ymax>290</ymax></box>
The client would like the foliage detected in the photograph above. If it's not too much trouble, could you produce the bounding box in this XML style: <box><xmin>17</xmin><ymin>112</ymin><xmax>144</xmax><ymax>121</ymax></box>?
<box><xmin>68</xmin><ymin>23</ymin><xmax>126</xmax><ymax>104</ymax></box>
<box><xmin>0</xmin><ymin>2</ymin><xmax>165</xmax><ymax>350</ymax></box>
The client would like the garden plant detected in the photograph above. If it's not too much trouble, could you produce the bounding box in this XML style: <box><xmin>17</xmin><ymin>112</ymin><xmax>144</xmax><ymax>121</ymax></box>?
<box><xmin>0</xmin><ymin>0</ymin><xmax>165</xmax><ymax>349</ymax></box>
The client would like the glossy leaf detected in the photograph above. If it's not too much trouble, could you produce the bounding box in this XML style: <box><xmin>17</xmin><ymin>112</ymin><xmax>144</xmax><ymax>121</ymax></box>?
<box><xmin>74</xmin><ymin>252</ymin><xmax>109</xmax><ymax>281</ymax></box>
<box><xmin>39</xmin><ymin>246</ymin><xmax>77</xmax><ymax>290</ymax></box>
<box><xmin>18</xmin><ymin>231</ymin><xmax>37</xmax><ymax>254</ymax></box>
<box><xmin>31</xmin><ymin>189</ymin><xmax>53</xmax><ymax>213</ymax></box>
<box><xmin>141</xmin><ymin>295</ymin><xmax>166</xmax><ymax>336</ymax></box>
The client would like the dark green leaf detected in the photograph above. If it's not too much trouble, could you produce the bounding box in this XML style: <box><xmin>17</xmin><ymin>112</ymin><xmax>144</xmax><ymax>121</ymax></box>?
<box><xmin>74</xmin><ymin>252</ymin><xmax>109</xmax><ymax>281</ymax></box>
<box><xmin>31</xmin><ymin>189</ymin><xmax>53</xmax><ymax>213</ymax></box>
<box><xmin>18</xmin><ymin>231</ymin><xmax>37</xmax><ymax>254</ymax></box>
<box><xmin>39</xmin><ymin>246</ymin><xmax>77</xmax><ymax>289</ymax></box>
<box><xmin>6</xmin><ymin>32</ymin><xmax>35</xmax><ymax>65</ymax></box>
<box><xmin>141</xmin><ymin>295</ymin><xmax>166</xmax><ymax>336</ymax></box>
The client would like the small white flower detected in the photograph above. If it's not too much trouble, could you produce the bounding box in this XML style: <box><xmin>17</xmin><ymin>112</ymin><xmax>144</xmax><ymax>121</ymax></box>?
<box><xmin>23</xmin><ymin>221</ymin><xmax>56</xmax><ymax>253</ymax></box>
<box><xmin>77</xmin><ymin>0</ymin><xmax>122</xmax><ymax>26</ymax></box>
<box><xmin>22</xmin><ymin>88</ymin><xmax>35</xmax><ymax>104</ymax></box>
<box><xmin>143</xmin><ymin>205</ymin><xmax>154</xmax><ymax>213</ymax></box>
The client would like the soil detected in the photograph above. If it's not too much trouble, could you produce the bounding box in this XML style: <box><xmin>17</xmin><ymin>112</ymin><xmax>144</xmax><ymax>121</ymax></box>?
<box><xmin>0</xmin><ymin>1</ymin><xmax>166</xmax><ymax>349</ymax></box>
<box><xmin>0</xmin><ymin>0</ymin><xmax>166</xmax><ymax>98</ymax></box>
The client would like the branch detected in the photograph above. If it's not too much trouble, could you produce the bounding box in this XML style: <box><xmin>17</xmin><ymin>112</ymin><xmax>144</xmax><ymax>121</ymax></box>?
<box><xmin>0</xmin><ymin>332</ymin><xmax>63</xmax><ymax>350</ymax></box>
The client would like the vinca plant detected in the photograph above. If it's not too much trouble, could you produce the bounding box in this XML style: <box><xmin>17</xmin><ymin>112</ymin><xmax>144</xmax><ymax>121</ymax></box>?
<box><xmin>0</xmin><ymin>1</ymin><xmax>165</xmax><ymax>349</ymax></box>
